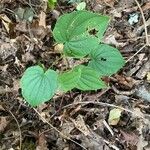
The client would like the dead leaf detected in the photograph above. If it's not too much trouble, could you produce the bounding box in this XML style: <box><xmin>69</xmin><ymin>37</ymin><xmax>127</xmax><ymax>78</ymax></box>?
<box><xmin>31</xmin><ymin>20</ymin><xmax>48</xmax><ymax>39</ymax></box>
<box><xmin>147</xmin><ymin>72</ymin><xmax>150</xmax><ymax>83</ymax></box>
<box><xmin>108</xmin><ymin>108</ymin><xmax>123</xmax><ymax>125</ymax></box>
<box><xmin>120</xmin><ymin>130</ymin><xmax>139</xmax><ymax>146</ymax></box>
<box><xmin>136</xmin><ymin>60</ymin><xmax>150</xmax><ymax>79</ymax></box>
<box><xmin>1</xmin><ymin>0</ymin><xmax>13</xmax><ymax>3</ymax></box>
<box><xmin>110</xmin><ymin>9</ymin><xmax>122</xmax><ymax>18</ymax></box>
<box><xmin>0</xmin><ymin>40</ymin><xmax>17</xmax><ymax>60</ymax></box>
<box><xmin>0</xmin><ymin>105</ymin><xmax>5</xmax><ymax>111</ymax></box>
<box><xmin>12</xmin><ymin>79</ymin><xmax>20</xmax><ymax>92</ymax></box>
<box><xmin>61</xmin><ymin>121</ymin><xmax>74</xmax><ymax>136</ymax></box>
<box><xmin>51</xmin><ymin>10</ymin><xmax>60</xmax><ymax>19</ymax></box>
<box><xmin>103</xmin><ymin>35</ymin><xmax>126</xmax><ymax>47</ymax></box>
<box><xmin>70</xmin><ymin>115</ymin><xmax>90</xmax><ymax>136</ymax></box>
<box><xmin>0</xmin><ymin>14</ymin><xmax>12</xmax><ymax>33</ymax></box>
<box><xmin>54</xmin><ymin>43</ymin><xmax>64</xmax><ymax>53</ymax></box>
<box><xmin>114</xmin><ymin>74</ymin><xmax>137</xmax><ymax>89</ymax></box>
<box><xmin>36</xmin><ymin>134</ymin><xmax>48</xmax><ymax>150</ymax></box>
<box><xmin>135</xmin><ymin>84</ymin><xmax>150</xmax><ymax>102</ymax></box>
<box><xmin>39</xmin><ymin>11</ymin><xmax>46</xmax><ymax>28</ymax></box>
<box><xmin>136</xmin><ymin>118</ymin><xmax>149</xmax><ymax>150</ymax></box>
<box><xmin>142</xmin><ymin>2</ymin><xmax>150</xmax><ymax>11</ymax></box>
<box><xmin>0</xmin><ymin>117</ymin><xmax>8</xmax><ymax>132</ymax></box>
<box><xmin>15</xmin><ymin>21</ymin><xmax>27</xmax><ymax>32</ymax></box>
<box><xmin>96</xmin><ymin>0</ymin><xmax>115</xmax><ymax>7</ymax></box>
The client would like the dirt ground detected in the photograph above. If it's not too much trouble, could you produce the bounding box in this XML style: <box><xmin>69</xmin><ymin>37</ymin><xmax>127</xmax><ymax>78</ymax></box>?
<box><xmin>0</xmin><ymin>0</ymin><xmax>150</xmax><ymax>150</ymax></box>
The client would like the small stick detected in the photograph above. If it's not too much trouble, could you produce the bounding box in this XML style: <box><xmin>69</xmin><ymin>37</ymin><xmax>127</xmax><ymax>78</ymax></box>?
<box><xmin>62</xmin><ymin>101</ymin><xmax>144</xmax><ymax>118</ymax></box>
<box><xmin>33</xmin><ymin>108</ymin><xmax>87</xmax><ymax>150</ymax></box>
<box><xmin>8</xmin><ymin>110</ymin><xmax>22</xmax><ymax>150</ymax></box>
<box><xmin>134</xmin><ymin>0</ymin><xmax>149</xmax><ymax>46</ymax></box>
<box><xmin>125</xmin><ymin>45</ymin><xmax>146</xmax><ymax>63</ymax></box>
<box><xmin>103</xmin><ymin>120</ymin><xmax>114</xmax><ymax>136</ymax></box>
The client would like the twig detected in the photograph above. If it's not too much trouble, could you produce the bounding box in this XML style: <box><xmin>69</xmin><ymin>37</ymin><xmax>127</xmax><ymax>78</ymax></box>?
<box><xmin>125</xmin><ymin>44</ymin><xmax>146</xmax><ymax>63</ymax></box>
<box><xmin>103</xmin><ymin>120</ymin><xmax>114</xmax><ymax>136</ymax></box>
<box><xmin>57</xmin><ymin>3</ymin><xmax>64</xmax><ymax>14</ymax></box>
<box><xmin>62</xmin><ymin>101</ymin><xmax>144</xmax><ymax>118</ymax></box>
<box><xmin>134</xmin><ymin>0</ymin><xmax>149</xmax><ymax>46</ymax></box>
<box><xmin>8</xmin><ymin>110</ymin><xmax>22</xmax><ymax>150</ymax></box>
<box><xmin>104</xmin><ymin>139</ymin><xmax>119</xmax><ymax>150</ymax></box>
<box><xmin>33</xmin><ymin>108</ymin><xmax>87</xmax><ymax>150</ymax></box>
<box><xmin>125</xmin><ymin>1</ymin><xmax>150</xmax><ymax>62</ymax></box>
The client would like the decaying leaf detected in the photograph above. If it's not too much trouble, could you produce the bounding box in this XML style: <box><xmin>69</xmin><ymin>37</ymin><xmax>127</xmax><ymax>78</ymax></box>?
<box><xmin>15</xmin><ymin>7</ymin><xmax>34</xmax><ymax>22</ymax></box>
<box><xmin>36</xmin><ymin>134</ymin><xmax>48</xmax><ymax>150</ymax></box>
<box><xmin>0</xmin><ymin>117</ymin><xmax>8</xmax><ymax>132</ymax></box>
<box><xmin>0</xmin><ymin>39</ymin><xmax>17</xmax><ymax>60</ymax></box>
<box><xmin>39</xmin><ymin>11</ymin><xmax>46</xmax><ymax>28</ymax></box>
<box><xmin>120</xmin><ymin>130</ymin><xmax>139</xmax><ymax>146</ymax></box>
<box><xmin>54</xmin><ymin>43</ymin><xmax>64</xmax><ymax>53</ymax></box>
<box><xmin>61</xmin><ymin>121</ymin><xmax>74</xmax><ymax>136</ymax></box>
<box><xmin>108</xmin><ymin>108</ymin><xmax>123</xmax><ymax>125</ymax></box>
<box><xmin>135</xmin><ymin>84</ymin><xmax>150</xmax><ymax>102</ymax></box>
<box><xmin>103</xmin><ymin>35</ymin><xmax>126</xmax><ymax>47</ymax></box>
<box><xmin>70</xmin><ymin>115</ymin><xmax>90</xmax><ymax>136</ymax></box>
<box><xmin>0</xmin><ymin>14</ymin><xmax>12</xmax><ymax>33</ymax></box>
<box><xmin>147</xmin><ymin>72</ymin><xmax>150</xmax><ymax>82</ymax></box>
<box><xmin>142</xmin><ymin>2</ymin><xmax>150</xmax><ymax>11</ymax></box>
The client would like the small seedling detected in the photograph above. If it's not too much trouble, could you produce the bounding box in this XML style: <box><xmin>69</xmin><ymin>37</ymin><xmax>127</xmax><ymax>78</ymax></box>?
<box><xmin>20</xmin><ymin>10</ymin><xmax>125</xmax><ymax>106</ymax></box>
<box><xmin>48</xmin><ymin>0</ymin><xmax>57</xmax><ymax>10</ymax></box>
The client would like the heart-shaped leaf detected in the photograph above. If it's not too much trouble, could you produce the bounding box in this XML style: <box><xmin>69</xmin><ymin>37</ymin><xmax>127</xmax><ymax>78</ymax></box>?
<box><xmin>58</xmin><ymin>69</ymin><xmax>81</xmax><ymax>92</ymax></box>
<box><xmin>73</xmin><ymin>65</ymin><xmax>106</xmax><ymax>90</ymax></box>
<box><xmin>53</xmin><ymin>10</ymin><xmax>109</xmax><ymax>58</ymax></box>
<box><xmin>20</xmin><ymin>66</ymin><xmax>58</xmax><ymax>106</ymax></box>
<box><xmin>88</xmin><ymin>44</ymin><xmax>125</xmax><ymax>76</ymax></box>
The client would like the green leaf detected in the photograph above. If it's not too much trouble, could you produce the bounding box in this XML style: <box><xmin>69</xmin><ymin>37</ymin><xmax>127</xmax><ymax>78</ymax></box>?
<box><xmin>88</xmin><ymin>44</ymin><xmax>125</xmax><ymax>76</ymax></box>
<box><xmin>53</xmin><ymin>10</ymin><xmax>110</xmax><ymax>58</ymax></box>
<box><xmin>63</xmin><ymin>34</ymin><xmax>99</xmax><ymax>57</ymax></box>
<box><xmin>58</xmin><ymin>69</ymin><xmax>81</xmax><ymax>92</ymax></box>
<box><xmin>48</xmin><ymin>0</ymin><xmax>57</xmax><ymax>9</ymax></box>
<box><xmin>20</xmin><ymin>66</ymin><xmax>58</xmax><ymax>106</ymax></box>
<box><xmin>73</xmin><ymin>65</ymin><xmax>106</xmax><ymax>91</ymax></box>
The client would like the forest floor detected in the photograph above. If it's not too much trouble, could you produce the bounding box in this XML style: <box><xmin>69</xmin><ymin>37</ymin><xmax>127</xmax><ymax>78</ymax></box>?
<box><xmin>0</xmin><ymin>0</ymin><xmax>150</xmax><ymax>150</ymax></box>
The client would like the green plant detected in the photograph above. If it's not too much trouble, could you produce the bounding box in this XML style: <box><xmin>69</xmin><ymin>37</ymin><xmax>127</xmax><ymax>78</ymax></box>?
<box><xmin>48</xmin><ymin>0</ymin><xmax>57</xmax><ymax>9</ymax></box>
<box><xmin>20</xmin><ymin>10</ymin><xmax>125</xmax><ymax>106</ymax></box>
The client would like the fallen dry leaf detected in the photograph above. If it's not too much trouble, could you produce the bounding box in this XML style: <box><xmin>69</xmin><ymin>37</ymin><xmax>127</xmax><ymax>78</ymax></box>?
<box><xmin>120</xmin><ymin>130</ymin><xmax>139</xmax><ymax>146</ymax></box>
<box><xmin>54</xmin><ymin>43</ymin><xmax>64</xmax><ymax>53</ymax></box>
<box><xmin>0</xmin><ymin>117</ymin><xmax>8</xmax><ymax>132</ymax></box>
<box><xmin>142</xmin><ymin>2</ymin><xmax>150</xmax><ymax>11</ymax></box>
<box><xmin>0</xmin><ymin>105</ymin><xmax>5</xmax><ymax>111</ymax></box>
<box><xmin>39</xmin><ymin>11</ymin><xmax>46</xmax><ymax>28</ymax></box>
<box><xmin>61</xmin><ymin>121</ymin><xmax>74</xmax><ymax>137</ymax></box>
<box><xmin>147</xmin><ymin>72</ymin><xmax>150</xmax><ymax>82</ymax></box>
<box><xmin>115</xmin><ymin>74</ymin><xmax>137</xmax><ymax>89</ymax></box>
<box><xmin>70</xmin><ymin>115</ymin><xmax>90</xmax><ymax>136</ymax></box>
<box><xmin>36</xmin><ymin>133</ymin><xmax>48</xmax><ymax>150</ymax></box>
<box><xmin>136</xmin><ymin>60</ymin><xmax>150</xmax><ymax>79</ymax></box>
<box><xmin>0</xmin><ymin>14</ymin><xmax>12</xmax><ymax>33</ymax></box>
<box><xmin>103</xmin><ymin>35</ymin><xmax>126</xmax><ymax>47</ymax></box>
<box><xmin>0</xmin><ymin>39</ymin><xmax>17</xmax><ymax>60</ymax></box>
<box><xmin>135</xmin><ymin>84</ymin><xmax>150</xmax><ymax>102</ymax></box>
